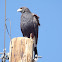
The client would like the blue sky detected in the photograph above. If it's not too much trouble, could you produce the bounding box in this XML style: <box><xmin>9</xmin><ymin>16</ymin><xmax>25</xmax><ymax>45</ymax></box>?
<box><xmin>0</xmin><ymin>0</ymin><xmax>62</xmax><ymax>62</ymax></box>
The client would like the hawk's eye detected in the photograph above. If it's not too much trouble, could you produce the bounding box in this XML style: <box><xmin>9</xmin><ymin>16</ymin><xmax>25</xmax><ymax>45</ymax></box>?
<box><xmin>20</xmin><ymin>8</ymin><xmax>22</xmax><ymax>9</ymax></box>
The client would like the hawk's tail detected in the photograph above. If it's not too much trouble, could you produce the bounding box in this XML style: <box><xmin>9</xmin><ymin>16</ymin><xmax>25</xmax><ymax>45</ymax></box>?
<box><xmin>30</xmin><ymin>33</ymin><xmax>38</xmax><ymax>61</ymax></box>
<box><xmin>33</xmin><ymin>36</ymin><xmax>38</xmax><ymax>61</ymax></box>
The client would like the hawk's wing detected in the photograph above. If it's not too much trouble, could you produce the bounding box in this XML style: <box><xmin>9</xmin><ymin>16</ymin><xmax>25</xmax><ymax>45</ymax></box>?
<box><xmin>32</xmin><ymin>13</ymin><xmax>40</xmax><ymax>44</ymax></box>
<box><xmin>32</xmin><ymin>13</ymin><xmax>40</xmax><ymax>26</ymax></box>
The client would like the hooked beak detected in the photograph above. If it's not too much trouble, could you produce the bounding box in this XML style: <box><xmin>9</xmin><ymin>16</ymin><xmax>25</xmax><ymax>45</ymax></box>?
<box><xmin>17</xmin><ymin>8</ymin><xmax>22</xmax><ymax>12</ymax></box>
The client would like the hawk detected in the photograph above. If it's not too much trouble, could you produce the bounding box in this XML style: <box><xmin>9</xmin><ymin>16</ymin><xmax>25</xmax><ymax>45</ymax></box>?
<box><xmin>17</xmin><ymin>7</ymin><xmax>40</xmax><ymax>60</ymax></box>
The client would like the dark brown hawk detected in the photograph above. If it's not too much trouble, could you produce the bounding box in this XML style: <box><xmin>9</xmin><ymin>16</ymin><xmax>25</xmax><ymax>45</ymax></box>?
<box><xmin>17</xmin><ymin>7</ymin><xmax>40</xmax><ymax>59</ymax></box>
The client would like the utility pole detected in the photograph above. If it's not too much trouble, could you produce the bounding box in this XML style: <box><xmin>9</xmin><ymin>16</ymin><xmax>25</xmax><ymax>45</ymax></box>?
<box><xmin>9</xmin><ymin>37</ymin><xmax>42</xmax><ymax>62</ymax></box>
<box><xmin>9</xmin><ymin>37</ymin><xmax>33</xmax><ymax>62</ymax></box>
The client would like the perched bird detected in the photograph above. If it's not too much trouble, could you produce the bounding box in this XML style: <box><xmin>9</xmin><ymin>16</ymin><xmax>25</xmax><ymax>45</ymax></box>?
<box><xmin>17</xmin><ymin>7</ymin><xmax>40</xmax><ymax>60</ymax></box>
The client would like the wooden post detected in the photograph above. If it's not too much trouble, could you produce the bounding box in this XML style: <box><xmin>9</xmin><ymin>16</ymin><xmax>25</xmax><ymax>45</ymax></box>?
<box><xmin>9</xmin><ymin>37</ymin><xmax>33</xmax><ymax>62</ymax></box>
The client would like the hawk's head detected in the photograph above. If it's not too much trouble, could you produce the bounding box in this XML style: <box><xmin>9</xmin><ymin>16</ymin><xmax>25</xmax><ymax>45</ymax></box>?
<box><xmin>17</xmin><ymin>7</ymin><xmax>31</xmax><ymax>13</ymax></box>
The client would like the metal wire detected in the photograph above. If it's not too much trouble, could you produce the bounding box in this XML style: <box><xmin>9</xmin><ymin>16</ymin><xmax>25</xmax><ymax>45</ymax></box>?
<box><xmin>6</xmin><ymin>19</ymin><xmax>12</xmax><ymax>62</ymax></box>
<box><xmin>4</xmin><ymin>0</ymin><xmax>6</xmax><ymax>62</ymax></box>
<box><xmin>6</xmin><ymin>19</ymin><xmax>11</xmax><ymax>40</ymax></box>
<box><xmin>4</xmin><ymin>0</ymin><xmax>6</xmax><ymax>50</ymax></box>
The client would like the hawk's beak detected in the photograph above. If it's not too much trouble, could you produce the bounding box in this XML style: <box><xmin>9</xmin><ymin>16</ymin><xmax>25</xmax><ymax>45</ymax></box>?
<box><xmin>17</xmin><ymin>8</ymin><xmax>22</xmax><ymax>12</ymax></box>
